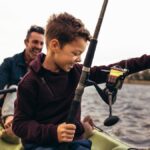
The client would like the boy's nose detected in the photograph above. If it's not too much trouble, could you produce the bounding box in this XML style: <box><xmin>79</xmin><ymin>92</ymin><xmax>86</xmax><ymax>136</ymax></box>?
<box><xmin>76</xmin><ymin>56</ymin><xmax>81</xmax><ymax>62</ymax></box>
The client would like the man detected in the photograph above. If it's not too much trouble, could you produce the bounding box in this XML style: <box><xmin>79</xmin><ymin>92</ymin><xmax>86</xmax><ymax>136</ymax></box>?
<box><xmin>0</xmin><ymin>25</ymin><xmax>45</xmax><ymax>143</ymax></box>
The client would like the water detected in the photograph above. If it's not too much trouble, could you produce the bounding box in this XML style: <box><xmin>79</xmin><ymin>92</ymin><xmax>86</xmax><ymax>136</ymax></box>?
<box><xmin>81</xmin><ymin>83</ymin><xmax>150</xmax><ymax>148</ymax></box>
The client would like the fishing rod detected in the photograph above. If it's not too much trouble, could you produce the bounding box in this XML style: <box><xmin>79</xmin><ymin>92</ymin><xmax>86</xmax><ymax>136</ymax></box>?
<box><xmin>61</xmin><ymin>0</ymin><xmax>109</xmax><ymax>149</ymax></box>
<box><xmin>67</xmin><ymin>0</ymin><xmax>108</xmax><ymax>124</ymax></box>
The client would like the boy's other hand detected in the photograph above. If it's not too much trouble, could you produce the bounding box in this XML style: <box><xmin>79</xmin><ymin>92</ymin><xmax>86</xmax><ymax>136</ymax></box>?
<box><xmin>82</xmin><ymin>115</ymin><xmax>94</xmax><ymax>138</ymax></box>
<box><xmin>4</xmin><ymin>115</ymin><xmax>14</xmax><ymax>129</ymax></box>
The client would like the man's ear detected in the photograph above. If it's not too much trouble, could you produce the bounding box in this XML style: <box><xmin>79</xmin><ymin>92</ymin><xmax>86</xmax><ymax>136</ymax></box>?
<box><xmin>24</xmin><ymin>39</ymin><xmax>28</xmax><ymax>46</ymax></box>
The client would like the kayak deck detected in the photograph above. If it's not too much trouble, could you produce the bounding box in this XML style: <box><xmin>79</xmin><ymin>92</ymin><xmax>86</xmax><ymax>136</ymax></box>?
<box><xmin>0</xmin><ymin>125</ymin><xmax>138</xmax><ymax>150</ymax></box>
<box><xmin>89</xmin><ymin>129</ymin><xmax>130</xmax><ymax>150</ymax></box>
<box><xmin>0</xmin><ymin>140</ymin><xmax>22</xmax><ymax>150</ymax></box>
<box><xmin>0</xmin><ymin>125</ymin><xmax>22</xmax><ymax>150</ymax></box>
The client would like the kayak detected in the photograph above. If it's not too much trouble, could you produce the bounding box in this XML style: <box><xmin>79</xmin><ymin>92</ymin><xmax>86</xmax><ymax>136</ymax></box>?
<box><xmin>0</xmin><ymin>140</ymin><xmax>22</xmax><ymax>150</ymax></box>
<box><xmin>89</xmin><ymin>128</ymin><xmax>150</xmax><ymax>150</ymax></box>
<box><xmin>0</xmin><ymin>125</ymin><xmax>22</xmax><ymax>150</ymax></box>
<box><xmin>0</xmin><ymin>124</ymin><xmax>134</xmax><ymax>150</ymax></box>
<box><xmin>0</xmin><ymin>124</ymin><xmax>129</xmax><ymax>150</ymax></box>
<box><xmin>89</xmin><ymin>128</ymin><xmax>131</xmax><ymax>150</ymax></box>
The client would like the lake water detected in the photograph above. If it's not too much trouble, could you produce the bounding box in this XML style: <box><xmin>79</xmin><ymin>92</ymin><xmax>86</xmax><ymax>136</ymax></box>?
<box><xmin>81</xmin><ymin>83</ymin><xmax>150</xmax><ymax>149</ymax></box>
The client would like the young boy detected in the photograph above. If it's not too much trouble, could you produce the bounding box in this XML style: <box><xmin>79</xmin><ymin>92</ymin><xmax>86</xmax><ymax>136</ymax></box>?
<box><xmin>12</xmin><ymin>12</ymin><xmax>150</xmax><ymax>150</ymax></box>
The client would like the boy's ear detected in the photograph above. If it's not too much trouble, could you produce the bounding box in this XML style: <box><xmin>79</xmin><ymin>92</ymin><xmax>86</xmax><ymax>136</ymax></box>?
<box><xmin>49</xmin><ymin>39</ymin><xmax>60</xmax><ymax>51</ymax></box>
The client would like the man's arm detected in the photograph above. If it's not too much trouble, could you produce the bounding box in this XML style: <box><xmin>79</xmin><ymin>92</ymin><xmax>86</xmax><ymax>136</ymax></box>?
<box><xmin>0</xmin><ymin>58</ymin><xmax>12</xmax><ymax>90</ymax></box>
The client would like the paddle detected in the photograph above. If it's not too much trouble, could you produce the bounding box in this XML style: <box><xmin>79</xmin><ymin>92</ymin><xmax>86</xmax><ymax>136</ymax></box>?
<box><xmin>62</xmin><ymin>0</ymin><xmax>109</xmax><ymax>149</ymax></box>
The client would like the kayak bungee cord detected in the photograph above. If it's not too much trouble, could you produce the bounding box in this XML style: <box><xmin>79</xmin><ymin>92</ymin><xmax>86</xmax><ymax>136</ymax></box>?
<box><xmin>62</xmin><ymin>0</ymin><xmax>109</xmax><ymax>149</ymax></box>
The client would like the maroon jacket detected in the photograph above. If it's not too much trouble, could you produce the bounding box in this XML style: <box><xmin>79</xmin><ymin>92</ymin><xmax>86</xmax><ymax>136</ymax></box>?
<box><xmin>12</xmin><ymin>53</ymin><xmax>150</xmax><ymax>146</ymax></box>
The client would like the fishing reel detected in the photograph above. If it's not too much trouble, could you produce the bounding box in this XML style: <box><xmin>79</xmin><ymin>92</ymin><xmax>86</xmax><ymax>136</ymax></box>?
<box><xmin>103</xmin><ymin>65</ymin><xmax>128</xmax><ymax>104</ymax></box>
<box><xmin>87</xmin><ymin>65</ymin><xmax>128</xmax><ymax>126</ymax></box>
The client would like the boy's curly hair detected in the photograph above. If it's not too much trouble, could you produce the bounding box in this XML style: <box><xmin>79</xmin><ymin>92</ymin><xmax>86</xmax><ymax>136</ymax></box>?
<box><xmin>45</xmin><ymin>12</ymin><xmax>91</xmax><ymax>48</ymax></box>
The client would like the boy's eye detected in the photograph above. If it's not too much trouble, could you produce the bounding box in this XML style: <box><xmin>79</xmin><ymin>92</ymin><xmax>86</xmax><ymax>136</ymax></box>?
<box><xmin>72</xmin><ymin>51</ymin><xmax>81</xmax><ymax>56</ymax></box>
<box><xmin>72</xmin><ymin>52</ymin><xmax>77</xmax><ymax>56</ymax></box>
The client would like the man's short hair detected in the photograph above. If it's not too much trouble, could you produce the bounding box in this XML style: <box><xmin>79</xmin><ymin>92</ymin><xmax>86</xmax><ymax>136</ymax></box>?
<box><xmin>26</xmin><ymin>25</ymin><xmax>45</xmax><ymax>40</ymax></box>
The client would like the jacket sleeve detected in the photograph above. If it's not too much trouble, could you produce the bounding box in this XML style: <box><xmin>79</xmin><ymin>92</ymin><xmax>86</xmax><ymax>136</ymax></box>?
<box><xmin>0</xmin><ymin>58</ymin><xmax>12</xmax><ymax>89</ymax></box>
<box><xmin>89</xmin><ymin>54</ymin><xmax>150</xmax><ymax>84</ymax></box>
<box><xmin>12</xmin><ymin>77</ymin><xmax>58</xmax><ymax>145</ymax></box>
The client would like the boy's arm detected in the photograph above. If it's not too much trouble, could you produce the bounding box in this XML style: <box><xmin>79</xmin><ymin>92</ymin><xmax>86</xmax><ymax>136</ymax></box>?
<box><xmin>108</xmin><ymin>54</ymin><xmax>150</xmax><ymax>74</ymax></box>
<box><xmin>89</xmin><ymin>54</ymin><xmax>150</xmax><ymax>83</ymax></box>
<box><xmin>12</xmin><ymin>82</ymin><xmax>58</xmax><ymax>145</ymax></box>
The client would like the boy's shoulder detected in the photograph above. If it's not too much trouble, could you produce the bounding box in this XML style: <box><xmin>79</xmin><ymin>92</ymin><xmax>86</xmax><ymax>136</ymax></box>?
<box><xmin>18</xmin><ymin>69</ymin><xmax>38</xmax><ymax>87</ymax></box>
<box><xmin>73</xmin><ymin>64</ymin><xmax>83</xmax><ymax>71</ymax></box>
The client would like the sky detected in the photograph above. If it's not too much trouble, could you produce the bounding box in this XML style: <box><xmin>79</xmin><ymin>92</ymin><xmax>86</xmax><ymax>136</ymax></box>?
<box><xmin>0</xmin><ymin>0</ymin><xmax>150</xmax><ymax>65</ymax></box>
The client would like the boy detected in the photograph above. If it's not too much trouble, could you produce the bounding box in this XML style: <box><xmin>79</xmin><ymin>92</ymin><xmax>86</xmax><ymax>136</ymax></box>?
<box><xmin>12</xmin><ymin>12</ymin><xmax>150</xmax><ymax>150</ymax></box>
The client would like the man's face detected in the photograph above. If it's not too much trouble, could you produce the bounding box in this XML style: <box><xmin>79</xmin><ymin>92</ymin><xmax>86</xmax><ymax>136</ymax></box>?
<box><xmin>25</xmin><ymin>32</ymin><xmax>44</xmax><ymax>62</ymax></box>
<box><xmin>54</xmin><ymin>37</ymin><xmax>87</xmax><ymax>72</ymax></box>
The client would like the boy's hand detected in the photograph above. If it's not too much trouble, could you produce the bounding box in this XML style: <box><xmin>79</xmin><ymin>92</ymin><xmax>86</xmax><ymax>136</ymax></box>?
<box><xmin>4</xmin><ymin>115</ymin><xmax>14</xmax><ymax>129</ymax></box>
<box><xmin>82</xmin><ymin>115</ymin><xmax>94</xmax><ymax>138</ymax></box>
<box><xmin>57</xmin><ymin>123</ymin><xmax>76</xmax><ymax>143</ymax></box>
<box><xmin>3</xmin><ymin>115</ymin><xmax>15</xmax><ymax>136</ymax></box>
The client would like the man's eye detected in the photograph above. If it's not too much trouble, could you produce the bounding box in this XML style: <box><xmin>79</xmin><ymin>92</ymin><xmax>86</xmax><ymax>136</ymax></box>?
<box><xmin>33</xmin><ymin>40</ymin><xmax>38</xmax><ymax>43</ymax></box>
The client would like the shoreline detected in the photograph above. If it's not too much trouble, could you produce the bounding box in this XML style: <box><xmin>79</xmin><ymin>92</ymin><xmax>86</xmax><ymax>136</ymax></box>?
<box><xmin>125</xmin><ymin>79</ymin><xmax>150</xmax><ymax>85</ymax></box>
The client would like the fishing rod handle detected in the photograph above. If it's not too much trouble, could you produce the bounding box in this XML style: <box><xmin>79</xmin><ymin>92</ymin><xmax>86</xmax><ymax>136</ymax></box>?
<box><xmin>67</xmin><ymin>67</ymin><xmax>91</xmax><ymax>122</ymax></box>
<box><xmin>67</xmin><ymin>101</ymin><xmax>80</xmax><ymax>123</ymax></box>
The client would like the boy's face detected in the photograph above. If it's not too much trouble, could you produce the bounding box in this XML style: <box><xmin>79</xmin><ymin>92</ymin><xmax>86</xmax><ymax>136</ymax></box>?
<box><xmin>53</xmin><ymin>37</ymin><xmax>87</xmax><ymax>72</ymax></box>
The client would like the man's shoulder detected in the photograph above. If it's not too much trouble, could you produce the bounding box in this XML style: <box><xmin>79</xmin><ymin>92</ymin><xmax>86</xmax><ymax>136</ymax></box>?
<box><xmin>11</xmin><ymin>51</ymin><xmax>24</xmax><ymax>61</ymax></box>
<box><xmin>3</xmin><ymin>51</ymin><xmax>24</xmax><ymax>62</ymax></box>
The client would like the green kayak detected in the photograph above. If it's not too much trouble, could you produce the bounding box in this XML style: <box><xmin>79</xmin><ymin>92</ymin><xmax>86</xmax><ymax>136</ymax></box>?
<box><xmin>0</xmin><ymin>140</ymin><xmax>22</xmax><ymax>150</ymax></box>
<box><xmin>0</xmin><ymin>125</ymin><xmax>22</xmax><ymax>150</ymax></box>
<box><xmin>1</xmin><ymin>124</ymin><xmax>148</xmax><ymax>150</ymax></box>
<box><xmin>89</xmin><ymin>129</ymin><xmax>130</xmax><ymax>150</ymax></box>
<box><xmin>89</xmin><ymin>128</ymin><xmax>150</xmax><ymax>150</ymax></box>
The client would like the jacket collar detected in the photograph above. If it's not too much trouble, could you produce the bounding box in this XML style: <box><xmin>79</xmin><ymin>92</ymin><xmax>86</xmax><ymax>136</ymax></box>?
<box><xmin>29</xmin><ymin>53</ymin><xmax>45</xmax><ymax>74</ymax></box>
<box><xmin>16</xmin><ymin>50</ymin><xmax>26</xmax><ymax>67</ymax></box>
